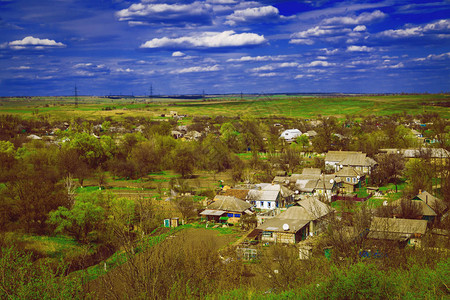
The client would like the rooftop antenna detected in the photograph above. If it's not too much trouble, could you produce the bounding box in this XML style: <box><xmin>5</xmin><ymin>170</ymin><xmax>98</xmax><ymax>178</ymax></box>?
<box><xmin>74</xmin><ymin>85</ymin><xmax>78</xmax><ymax>108</ymax></box>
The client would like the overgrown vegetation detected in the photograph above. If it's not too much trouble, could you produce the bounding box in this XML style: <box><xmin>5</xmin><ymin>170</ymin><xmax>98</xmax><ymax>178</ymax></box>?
<box><xmin>0</xmin><ymin>94</ymin><xmax>449</xmax><ymax>299</ymax></box>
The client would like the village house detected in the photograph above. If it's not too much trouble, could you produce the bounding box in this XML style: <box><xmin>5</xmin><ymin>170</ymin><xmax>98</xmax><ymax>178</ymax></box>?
<box><xmin>248</xmin><ymin>183</ymin><xmax>294</xmax><ymax>210</ymax></box>
<box><xmin>255</xmin><ymin>197</ymin><xmax>333</xmax><ymax>244</ymax></box>
<box><xmin>367</xmin><ymin>217</ymin><xmax>428</xmax><ymax>248</ymax></box>
<box><xmin>294</xmin><ymin>169</ymin><xmax>337</xmax><ymax>200</ymax></box>
<box><xmin>334</xmin><ymin>167</ymin><xmax>365</xmax><ymax>194</ymax></box>
<box><xmin>325</xmin><ymin>151</ymin><xmax>377</xmax><ymax>174</ymax></box>
<box><xmin>279</xmin><ymin>129</ymin><xmax>302</xmax><ymax>143</ymax></box>
<box><xmin>391</xmin><ymin>191</ymin><xmax>447</xmax><ymax>222</ymax></box>
<box><xmin>200</xmin><ymin>195</ymin><xmax>253</xmax><ymax>224</ymax></box>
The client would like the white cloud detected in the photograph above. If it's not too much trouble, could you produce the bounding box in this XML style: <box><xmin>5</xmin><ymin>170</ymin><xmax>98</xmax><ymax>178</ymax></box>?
<box><xmin>323</xmin><ymin>10</ymin><xmax>386</xmax><ymax>25</ymax></box>
<box><xmin>116</xmin><ymin>68</ymin><xmax>134</xmax><ymax>73</ymax></box>
<box><xmin>303</xmin><ymin>61</ymin><xmax>336</xmax><ymax>67</ymax></box>
<box><xmin>172</xmin><ymin>51</ymin><xmax>186</xmax><ymax>57</ymax></box>
<box><xmin>279</xmin><ymin>62</ymin><xmax>299</xmax><ymax>67</ymax></box>
<box><xmin>413</xmin><ymin>52</ymin><xmax>450</xmax><ymax>61</ymax></box>
<box><xmin>378</xmin><ymin>19</ymin><xmax>450</xmax><ymax>38</ymax></box>
<box><xmin>225</xmin><ymin>5</ymin><xmax>282</xmax><ymax>26</ymax></box>
<box><xmin>207</xmin><ymin>0</ymin><xmax>236</xmax><ymax>4</ymax></box>
<box><xmin>350</xmin><ymin>60</ymin><xmax>377</xmax><ymax>65</ymax></box>
<box><xmin>74</xmin><ymin>63</ymin><xmax>110</xmax><ymax>77</ymax></box>
<box><xmin>346</xmin><ymin>45</ymin><xmax>374</xmax><ymax>52</ymax></box>
<box><xmin>289</xmin><ymin>38</ymin><xmax>314</xmax><ymax>45</ymax></box>
<box><xmin>321</xmin><ymin>48</ymin><xmax>339</xmax><ymax>55</ymax></box>
<box><xmin>9</xmin><ymin>66</ymin><xmax>31</xmax><ymax>70</ymax></box>
<box><xmin>256</xmin><ymin>72</ymin><xmax>278</xmax><ymax>77</ymax></box>
<box><xmin>353</xmin><ymin>25</ymin><xmax>367</xmax><ymax>32</ymax></box>
<box><xmin>116</xmin><ymin>2</ymin><xmax>211</xmax><ymax>26</ymax></box>
<box><xmin>227</xmin><ymin>55</ymin><xmax>283</xmax><ymax>62</ymax></box>
<box><xmin>379</xmin><ymin>62</ymin><xmax>404</xmax><ymax>69</ymax></box>
<box><xmin>252</xmin><ymin>65</ymin><xmax>274</xmax><ymax>72</ymax></box>
<box><xmin>8</xmin><ymin>36</ymin><xmax>65</xmax><ymax>49</ymax></box>
<box><xmin>292</xmin><ymin>26</ymin><xmax>336</xmax><ymax>38</ymax></box>
<box><xmin>140</xmin><ymin>31</ymin><xmax>266</xmax><ymax>48</ymax></box>
<box><xmin>170</xmin><ymin>65</ymin><xmax>220</xmax><ymax>74</ymax></box>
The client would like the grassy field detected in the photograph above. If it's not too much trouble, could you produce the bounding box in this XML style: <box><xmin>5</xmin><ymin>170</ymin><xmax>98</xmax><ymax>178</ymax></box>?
<box><xmin>1</xmin><ymin>94</ymin><xmax>449</xmax><ymax>121</ymax></box>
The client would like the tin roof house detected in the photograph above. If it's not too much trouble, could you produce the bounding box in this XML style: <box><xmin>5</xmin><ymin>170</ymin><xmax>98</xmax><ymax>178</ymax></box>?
<box><xmin>200</xmin><ymin>195</ymin><xmax>253</xmax><ymax>224</ymax></box>
<box><xmin>279</xmin><ymin>129</ymin><xmax>302</xmax><ymax>143</ymax></box>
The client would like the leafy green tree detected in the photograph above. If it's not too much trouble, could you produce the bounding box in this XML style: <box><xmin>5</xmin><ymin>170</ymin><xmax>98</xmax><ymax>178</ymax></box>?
<box><xmin>130</xmin><ymin>140</ymin><xmax>162</xmax><ymax>177</ymax></box>
<box><xmin>48</xmin><ymin>194</ymin><xmax>105</xmax><ymax>243</ymax></box>
<box><xmin>202</xmin><ymin>135</ymin><xmax>233</xmax><ymax>173</ymax></box>
<box><xmin>296</xmin><ymin>134</ymin><xmax>310</xmax><ymax>152</ymax></box>
<box><xmin>220</xmin><ymin>122</ymin><xmax>241</xmax><ymax>152</ymax></box>
<box><xmin>61</xmin><ymin>132</ymin><xmax>107</xmax><ymax>168</ymax></box>
<box><xmin>403</xmin><ymin>158</ymin><xmax>433</xmax><ymax>197</ymax></box>
<box><xmin>173</xmin><ymin>143</ymin><xmax>196</xmax><ymax>178</ymax></box>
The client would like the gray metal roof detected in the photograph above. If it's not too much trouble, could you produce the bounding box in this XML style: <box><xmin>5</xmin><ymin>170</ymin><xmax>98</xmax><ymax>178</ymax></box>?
<box><xmin>200</xmin><ymin>209</ymin><xmax>226</xmax><ymax>216</ymax></box>
<box><xmin>209</xmin><ymin>195</ymin><xmax>252</xmax><ymax>212</ymax></box>
<box><xmin>369</xmin><ymin>217</ymin><xmax>428</xmax><ymax>236</ymax></box>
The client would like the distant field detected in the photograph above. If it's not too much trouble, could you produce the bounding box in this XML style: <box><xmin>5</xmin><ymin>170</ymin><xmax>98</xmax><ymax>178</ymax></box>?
<box><xmin>0</xmin><ymin>94</ymin><xmax>448</xmax><ymax>121</ymax></box>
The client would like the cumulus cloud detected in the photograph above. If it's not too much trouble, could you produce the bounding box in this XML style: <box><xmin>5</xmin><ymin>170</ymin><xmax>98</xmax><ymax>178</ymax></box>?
<box><xmin>172</xmin><ymin>51</ymin><xmax>186</xmax><ymax>57</ymax></box>
<box><xmin>170</xmin><ymin>64</ymin><xmax>220</xmax><ymax>74</ymax></box>
<box><xmin>290</xmin><ymin>26</ymin><xmax>351</xmax><ymax>44</ymax></box>
<box><xmin>225</xmin><ymin>5</ymin><xmax>284</xmax><ymax>26</ymax></box>
<box><xmin>292</xmin><ymin>26</ymin><xmax>338</xmax><ymax>38</ymax></box>
<box><xmin>140</xmin><ymin>31</ymin><xmax>266</xmax><ymax>49</ymax></box>
<box><xmin>323</xmin><ymin>10</ymin><xmax>386</xmax><ymax>25</ymax></box>
<box><xmin>116</xmin><ymin>2</ymin><xmax>212</xmax><ymax>26</ymax></box>
<box><xmin>7</xmin><ymin>36</ymin><xmax>65</xmax><ymax>50</ymax></box>
<box><xmin>353</xmin><ymin>25</ymin><xmax>367</xmax><ymax>32</ymax></box>
<box><xmin>346</xmin><ymin>45</ymin><xmax>374</xmax><ymax>52</ymax></box>
<box><xmin>378</xmin><ymin>19</ymin><xmax>450</xmax><ymax>38</ymax></box>
<box><xmin>251</xmin><ymin>65</ymin><xmax>274</xmax><ymax>72</ymax></box>
<box><xmin>321</xmin><ymin>48</ymin><xmax>339</xmax><ymax>55</ymax></box>
<box><xmin>303</xmin><ymin>61</ymin><xmax>336</xmax><ymax>67</ymax></box>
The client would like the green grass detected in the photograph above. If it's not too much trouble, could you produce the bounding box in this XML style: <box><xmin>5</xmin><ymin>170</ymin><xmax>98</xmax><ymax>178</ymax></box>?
<box><xmin>1</xmin><ymin>94</ymin><xmax>448</xmax><ymax>121</ymax></box>
<box><xmin>20</xmin><ymin>234</ymin><xmax>85</xmax><ymax>258</ymax></box>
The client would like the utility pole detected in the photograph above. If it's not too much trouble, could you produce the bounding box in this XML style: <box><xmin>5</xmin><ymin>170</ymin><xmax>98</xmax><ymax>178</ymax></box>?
<box><xmin>202</xmin><ymin>89</ymin><xmax>205</xmax><ymax>101</ymax></box>
<box><xmin>74</xmin><ymin>85</ymin><xmax>78</xmax><ymax>108</ymax></box>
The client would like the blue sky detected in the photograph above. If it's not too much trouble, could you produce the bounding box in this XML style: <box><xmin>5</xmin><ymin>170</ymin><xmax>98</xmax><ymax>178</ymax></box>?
<box><xmin>0</xmin><ymin>0</ymin><xmax>449</xmax><ymax>96</ymax></box>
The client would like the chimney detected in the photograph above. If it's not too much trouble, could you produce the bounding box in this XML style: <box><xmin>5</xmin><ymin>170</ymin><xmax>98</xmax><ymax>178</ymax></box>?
<box><xmin>419</xmin><ymin>189</ymin><xmax>422</xmax><ymax>195</ymax></box>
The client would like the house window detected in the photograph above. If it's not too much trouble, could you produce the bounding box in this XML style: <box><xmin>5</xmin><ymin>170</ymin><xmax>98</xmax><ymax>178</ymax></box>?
<box><xmin>268</xmin><ymin>202</ymin><xmax>271</xmax><ymax>208</ymax></box>
<box><xmin>353</xmin><ymin>177</ymin><xmax>357</xmax><ymax>183</ymax></box>
<box><xmin>346</xmin><ymin>177</ymin><xmax>350</xmax><ymax>182</ymax></box>
<box><xmin>262</xmin><ymin>232</ymin><xmax>273</xmax><ymax>237</ymax></box>
<box><xmin>234</xmin><ymin>214</ymin><xmax>241</xmax><ymax>218</ymax></box>
<box><xmin>227</xmin><ymin>213</ymin><xmax>233</xmax><ymax>217</ymax></box>
<box><xmin>260</xmin><ymin>201</ymin><xmax>264</xmax><ymax>207</ymax></box>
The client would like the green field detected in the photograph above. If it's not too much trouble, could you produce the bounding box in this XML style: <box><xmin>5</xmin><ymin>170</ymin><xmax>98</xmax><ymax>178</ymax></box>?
<box><xmin>1</xmin><ymin>94</ymin><xmax>449</xmax><ymax>121</ymax></box>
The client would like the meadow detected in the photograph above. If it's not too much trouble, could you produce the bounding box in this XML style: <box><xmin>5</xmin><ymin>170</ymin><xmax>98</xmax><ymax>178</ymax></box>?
<box><xmin>1</xmin><ymin>93</ymin><xmax>449</xmax><ymax>121</ymax></box>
